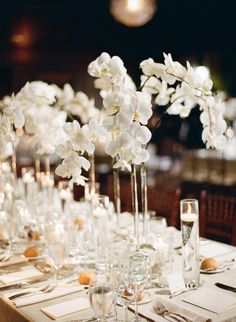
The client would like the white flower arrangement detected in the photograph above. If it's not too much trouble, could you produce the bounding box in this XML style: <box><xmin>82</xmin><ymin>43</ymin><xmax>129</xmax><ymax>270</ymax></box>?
<box><xmin>54</xmin><ymin>83</ymin><xmax>100</xmax><ymax>124</ymax></box>
<box><xmin>55</xmin><ymin>119</ymin><xmax>107</xmax><ymax>185</ymax></box>
<box><xmin>88</xmin><ymin>52</ymin><xmax>153</xmax><ymax>172</ymax></box>
<box><xmin>87</xmin><ymin>51</ymin><xmax>227</xmax><ymax>176</ymax></box>
<box><xmin>140</xmin><ymin>53</ymin><xmax>227</xmax><ymax>149</ymax></box>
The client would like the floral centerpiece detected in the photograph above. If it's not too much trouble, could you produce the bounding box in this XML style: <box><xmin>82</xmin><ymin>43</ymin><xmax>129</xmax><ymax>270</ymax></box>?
<box><xmin>86</xmin><ymin>52</ymin><xmax>227</xmax><ymax>246</ymax></box>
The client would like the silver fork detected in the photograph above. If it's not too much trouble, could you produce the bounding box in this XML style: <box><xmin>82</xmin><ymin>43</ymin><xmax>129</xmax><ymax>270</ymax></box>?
<box><xmin>8</xmin><ymin>284</ymin><xmax>57</xmax><ymax>300</ymax></box>
<box><xmin>0</xmin><ymin>254</ymin><xmax>12</xmax><ymax>262</ymax></box>
<box><xmin>153</xmin><ymin>302</ymin><xmax>192</xmax><ymax>322</ymax></box>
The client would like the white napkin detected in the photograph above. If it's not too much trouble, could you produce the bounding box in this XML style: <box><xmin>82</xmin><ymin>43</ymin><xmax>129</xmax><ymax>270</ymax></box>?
<box><xmin>200</xmin><ymin>243</ymin><xmax>231</xmax><ymax>258</ymax></box>
<box><xmin>4</xmin><ymin>284</ymin><xmax>84</xmax><ymax>307</ymax></box>
<box><xmin>41</xmin><ymin>297</ymin><xmax>90</xmax><ymax>319</ymax></box>
<box><xmin>137</xmin><ymin>295</ymin><xmax>209</xmax><ymax>322</ymax></box>
<box><xmin>0</xmin><ymin>255</ymin><xmax>28</xmax><ymax>268</ymax></box>
<box><xmin>183</xmin><ymin>287</ymin><xmax>236</xmax><ymax>314</ymax></box>
<box><xmin>217</xmin><ymin>269</ymin><xmax>236</xmax><ymax>288</ymax></box>
<box><xmin>0</xmin><ymin>267</ymin><xmax>43</xmax><ymax>285</ymax></box>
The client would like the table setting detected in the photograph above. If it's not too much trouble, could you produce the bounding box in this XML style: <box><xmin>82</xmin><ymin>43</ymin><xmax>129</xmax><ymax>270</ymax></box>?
<box><xmin>0</xmin><ymin>51</ymin><xmax>235</xmax><ymax>322</ymax></box>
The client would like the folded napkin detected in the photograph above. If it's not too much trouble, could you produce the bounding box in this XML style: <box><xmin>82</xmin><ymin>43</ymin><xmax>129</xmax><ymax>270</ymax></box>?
<box><xmin>41</xmin><ymin>297</ymin><xmax>90</xmax><ymax>319</ymax></box>
<box><xmin>5</xmin><ymin>284</ymin><xmax>84</xmax><ymax>307</ymax></box>
<box><xmin>183</xmin><ymin>287</ymin><xmax>236</xmax><ymax>314</ymax></box>
<box><xmin>217</xmin><ymin>268</ymin><xmax>236</xmax><ymax>288</ymax></box>
<box><xmin>0</xmin><ymin>267</ymin><xmax>43</xmax><ymax>285</ymax></box>
<box><xmin>200</xmin><ymin>243</ymin><xmax>231</xmax><ymax>258</ymax></box>
<box><xmin>0</xmin><ymin>255</ymin><xmax>28</xmax><ymax>268</ymax></box>
<box><xmin>137</xmin><ymin>295</ymin><xmax>211</xmax><ymax>322</ymax></box>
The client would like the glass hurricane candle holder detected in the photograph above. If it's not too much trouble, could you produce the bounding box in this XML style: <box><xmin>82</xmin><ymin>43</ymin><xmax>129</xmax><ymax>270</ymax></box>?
<box><xmin>180</xmin><ymin>199</ymin><xmax>200</xmax><ymax>288</ymax></box>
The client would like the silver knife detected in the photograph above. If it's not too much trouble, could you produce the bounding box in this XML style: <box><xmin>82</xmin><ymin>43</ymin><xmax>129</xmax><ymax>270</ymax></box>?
<box><xmin>215</xmin><ymin>282</ymin><xmax>236</xmax><ymax>292</ymax></box>
<box><xmin>0</xmin><ymin>278</ymin><xmax>48</xmax><ymax>291</ymax></box>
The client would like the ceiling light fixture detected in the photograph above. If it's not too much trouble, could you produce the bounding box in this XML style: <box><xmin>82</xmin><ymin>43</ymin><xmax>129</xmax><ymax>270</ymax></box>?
<box><xmin>110</xmin><ymin>0</ymin><xmax>157</xmax><ymax>27</ymax></box>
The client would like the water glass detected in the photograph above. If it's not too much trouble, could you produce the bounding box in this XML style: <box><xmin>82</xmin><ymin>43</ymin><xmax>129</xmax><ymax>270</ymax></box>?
<box><xmin>47</xmin><ymin>221</ymin><xmax>67</xmax><ymax>279</ymax></box>
<box><xmin>89</xmin><ymin>280</ymin><xmax>114</xmax><ymax>321</ymax></box>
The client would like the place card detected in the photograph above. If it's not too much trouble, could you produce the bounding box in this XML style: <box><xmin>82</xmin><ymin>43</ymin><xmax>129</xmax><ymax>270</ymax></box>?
<box><xmin>0</xmin><ymin>267</ymin><xmax>43</xmax><ymax>285</ymax></box>
<box><xmin>167</xmin><ymin>273</ymin><xmax>186</xmax><ymax>295</ymax></box>
<box><xmin>183</xmin><ymin>287</ymin><xmax>236</xmax><ymax>314</ymax></box>
<box><xmin>41</xmin><ymin>297</ymin><xmax>90</xmax><ymax>319</ymax></box>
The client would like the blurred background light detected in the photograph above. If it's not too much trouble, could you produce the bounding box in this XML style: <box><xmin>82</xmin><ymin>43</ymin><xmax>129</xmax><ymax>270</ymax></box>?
<box><xmin>110</xmin><ymin>0</ymin><xmax>157</xmax><ymax>27</ymax></box>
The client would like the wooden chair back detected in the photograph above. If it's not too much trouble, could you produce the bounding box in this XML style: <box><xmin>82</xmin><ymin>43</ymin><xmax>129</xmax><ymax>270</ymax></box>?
<box><xmin>200</xmin><ymin>190</ymin><xmax>236</xmax><ymax>245</ymax></box>
<box><xmin>148</xmin><ymin>187</ymin><xmax>181</xmax><ymax>228</ymax></box>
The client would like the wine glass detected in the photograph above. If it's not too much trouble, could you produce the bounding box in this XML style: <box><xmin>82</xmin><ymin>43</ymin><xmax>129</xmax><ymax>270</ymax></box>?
<box><xmin>89</xmin><ymin>279</ymin><xmax>114</xmax><ymax>321</ymax></box>
<box><xmin>125</xmin><ymin>251</ymin><xmax>150</xmax><ymax>322</ymax></box>
<box><xmin>46</xmin><ymin>221</ymin><xmax>67</xmax><ymax>279</ymax></box>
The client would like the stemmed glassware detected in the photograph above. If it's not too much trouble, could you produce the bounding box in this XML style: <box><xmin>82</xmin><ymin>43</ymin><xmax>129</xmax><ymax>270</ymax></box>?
<box><xmin>124</xmin><ymin>251</ymin><xmax>150</xmax><ymax>322</ymax></box>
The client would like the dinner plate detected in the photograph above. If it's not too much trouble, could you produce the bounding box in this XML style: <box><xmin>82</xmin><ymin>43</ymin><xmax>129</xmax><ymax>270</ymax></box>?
<box><xmin>200</xmin><ymin>265</ymin><xmax>229</xmax><ymax>274</ymax></box>
<box><xmin>25</xmin><ymin>255</ymin><xmax>46</xmax><ymax>261</ymax></box>
<box><xmin>122</xmin><ymin>291</ymin><xmax>153</xmax><ymax>305</ymax></box>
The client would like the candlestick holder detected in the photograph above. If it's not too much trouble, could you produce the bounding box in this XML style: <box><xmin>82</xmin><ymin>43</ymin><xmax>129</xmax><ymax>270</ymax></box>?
<box><xmin>180</xmin><ymin>199</ymin><xmax>200</xmax><ymax>288</ymax></box>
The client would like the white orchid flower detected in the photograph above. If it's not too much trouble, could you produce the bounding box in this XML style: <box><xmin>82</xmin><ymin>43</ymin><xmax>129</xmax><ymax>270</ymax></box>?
<box><xmin>88</xmin><ymin>52</ymin><xmax>112</xmax><ymax>77</ymax></box>
<box><xmin>64</xmin><ymin>91</ymin><xmax>99</xmax><ymax>124</ymax></box>
<box><xmin>128</xmin><ymin>122</ymin><xmax>152</xmax><ymax>145</ymax></box>
<box><xmin>88</xmin><ymin>52</ymin><xmax>126</xmax><ymax>78</ymax></box>
<box><xmin>140</xmin><ymin>75</ymin><xmax>160</xmax><ymax>95</ymax></box>
<box><xmin>103</xmin><ymin>112</ymin><xmax>131</xmax><ymax>138</ymax></box>
<box><xmin>105</xmin><ymin>132</ymin><xmax>131</xmax><ymax>158</ymax></box>
<box><xmin>56</xmin><ymin>141</ymin><xmax>73</xmax><ymax>158</ymax></box>
<box><xmin>56</xmin><ymin>83</ymin><xmax>75</xmax><ymax>106</ymax></box>
<box><xmin>63</xmin><ymin>120</ymin><xmax>81</xmax><ymax>137</ymax></box>
<box><xmin>140</xmin><ymin>58</ymin><xmax>165</xmax><ymax>78</ymax></box>
<box><xmin>18</xmin><ymin>81</ymin><xmax>57</xmax><ymax>106</ymax></box>
<box><xmin>119</xmin><ymin>145</ymin><xmax>150</xmax><ymax>166</ymax></box>
<box><xmin>82</xmin><ymin>118</ymin><xmax>107</xmax><ymax>143</ymax></box>
<box><xmin>103</xmin><ymin>91</ymin><xmax>130</xmax><ymax>115</ymax></box>
<box><xmin>163</xmin><ymin>53</ymin><xmax>186</xmax><ymax>82</ymax></box>
<box><xmin>155</xmin><ymin>81</ymin><xmax>175</xmax><ymax>106</ymax></box>
<box><xmin>125</xmin><ymin>91</ymin><xmax>152</xmax><ymax>125</ymax></box>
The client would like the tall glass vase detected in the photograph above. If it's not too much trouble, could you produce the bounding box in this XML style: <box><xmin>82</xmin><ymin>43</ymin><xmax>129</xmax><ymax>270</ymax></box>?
<box><xmin>113</xmin><ymin>166</ymin><xmax>121</xmax><ymax>230</ymax></box>
<box><xmin>129</xmin><ymin>164</ymin><xmax>149</xmax><ymax>322</ymax></box>
<box><xmin>180</xmin><ymin>199</ymin><xmax>200</xmax><ymax>288</ymax></box>
<box><xmin>141</xmin><ymin>162</ymin><xmax>148</xmax><ymax>241</ymax></box>
<box><xmin>131</xmin><ymin>164</ymin><xmax>139</xmax><ymax>250</ymax></box>
<box><xmin>88</xmin><ymin>153</ymin><xmax>96</xmax><ymax>197</ymax></box>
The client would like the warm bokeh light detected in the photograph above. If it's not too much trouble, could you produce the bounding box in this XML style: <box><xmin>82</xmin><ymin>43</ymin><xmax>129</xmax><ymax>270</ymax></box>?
<box><xmin>110</xmin><ymin>0</ymin><xmax>157</xmax><ymax>27</ymax></box>
<box><xmin>226</xmin><ymin>127</ymin><xmax>234</xmax><ymax>138</ymax></box>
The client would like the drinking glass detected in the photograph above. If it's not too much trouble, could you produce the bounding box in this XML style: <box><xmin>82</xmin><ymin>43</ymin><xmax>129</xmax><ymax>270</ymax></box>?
<box><xmin>152</xmin><ymin>232</ymin><xmax>174</xmax><ymax>286</ymax></box>
<box><xmin>89</xmin><ymin>280</ymin><xmax>114</xmax><ymax>321</ymax></box>
<box><xmin>148</xmin><ymin>216</ymin><xmax>167</xmax><ymax>236</ymax></box>
<box><xmin>180</xmin><ymin>199</ymin><xmax>200</xmax><ymax>288</ymax></box>
<box><xmin>93</xmin><ymin>195</ymin><xmax>110</xmax><ymax>272</ymax></box>
<box><xmin>125</xmin><ymin>250</ymin><xmax>150</xmax><ymax>322</ymax></box>
<box><xmin>47</xmin><ymin>221</ymin><xmax>67</xmax><ymax>279</ymax></box>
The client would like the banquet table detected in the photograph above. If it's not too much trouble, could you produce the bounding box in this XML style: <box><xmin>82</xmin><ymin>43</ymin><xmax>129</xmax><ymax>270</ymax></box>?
<box><xmin>1</xmin><ymin>237</ymin><xmax>236</xmax><ymax>322</ymax></box>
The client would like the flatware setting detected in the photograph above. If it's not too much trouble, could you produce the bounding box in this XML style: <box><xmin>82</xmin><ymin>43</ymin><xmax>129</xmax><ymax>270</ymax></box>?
<box><xmin>153</xmin><ymin>302</ymin><xmax>192</xmax><ymax>322</ymax></box>
<box><xmin>8</xmin><ymin>283</ymin><xmax>57</xmax><ymax>300</ymax></box>
<box><xmin>0</xmin><ymin>254</ymin><xmax>12</xmax><ymax>262</ymax></box>
<box><xmin>215</xmin><ymin>282</ymin><xmax>236</xmax><ymax>293</ymax></box>
<box><xmin>0</xmin><ymin>277</ymin><xmax>49</xmax><ymax>291</ymax></box>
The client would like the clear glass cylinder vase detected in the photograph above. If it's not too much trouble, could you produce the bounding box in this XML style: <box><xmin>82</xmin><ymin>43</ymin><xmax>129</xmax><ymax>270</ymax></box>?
<box><xmin>180</xmin><ymin>198</ymin><xmax>200</xmax><ymax>288</ymax></box>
